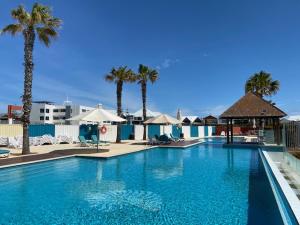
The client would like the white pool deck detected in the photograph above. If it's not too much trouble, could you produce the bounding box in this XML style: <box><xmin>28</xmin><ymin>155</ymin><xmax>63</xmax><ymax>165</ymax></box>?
<box><xmin>0</xmin><ymin>140</ymin><xmax>151</xmax><ymax>158</ymax></box>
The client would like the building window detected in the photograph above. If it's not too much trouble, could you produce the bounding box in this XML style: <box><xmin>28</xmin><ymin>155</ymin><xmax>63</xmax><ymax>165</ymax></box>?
<box><xmin>53</xmin><ymin>117</ymin><xmax>59</xmax><ymax>120</ymax></box>
<box><xmin>53</xmin><ymin>109</ymin><xmax>59</xmax><ymax>113</ymax></box>
<box><xmin>82</xmin><ymin>109</ymin><xmax>86</xmax><ymax>113</ymax></box>
<box><xmin>40</xmin><ymin>109</ymin><xmax>44</xmax><ymax>113</ymax></box>
<box><xmin>40</xmin><ymin>116</ymin><xmax>44</xmax><ymax>120</ymax></box>
<box><xmin>46</xmin><ymin>109</ymin><xmax>50</xmax><ymax>113</ymax></box>
<box><xmin>60</xmin><ymin>109</ymin><xmax>66</xmax><ymax>112</ymax></box>
<box><xmin>45</xmin><ymin>116</ymin><xmax>49</xmax><ymax>120</ymax></box>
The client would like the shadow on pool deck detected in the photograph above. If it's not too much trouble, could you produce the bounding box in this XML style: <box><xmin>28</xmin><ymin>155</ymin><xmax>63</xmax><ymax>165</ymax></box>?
<box><xmin>158</xmin><ymin>139</ymin><xmax>200</xmax><ymax>147</ymax></box>
<box><xmin>0</xmin><ymin>149</ymin><xmax>109</xmax><ymax>167</ymax></box>
<box><xmin>132</xmin><ymin>139</ymin><xmax>200</xmax><ymax>147</ymax></box>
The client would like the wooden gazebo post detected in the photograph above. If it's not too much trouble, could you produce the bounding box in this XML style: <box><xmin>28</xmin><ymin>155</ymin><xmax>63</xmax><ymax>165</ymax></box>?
<box><xmin>230</xmin><ymin>119</ymin><xmax>233</xmax><ymax>143</ymax></box>
<box><xmin>226</xmin><ymin>119</ymin><xmax>230</xmax><ymax>144</ymax></box>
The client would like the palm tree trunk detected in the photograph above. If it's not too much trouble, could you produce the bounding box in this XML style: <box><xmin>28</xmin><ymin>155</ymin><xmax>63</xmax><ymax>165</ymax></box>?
<box><xmin>116</xmin><ymin>81</ymin><xmax>123</xmax><ymax>143</ymax></box>
<box><xmin>22</xmin><ymin>28</ymin><xmax>35</xmax><ymax>155</ymax></box>
<box><xmin>142</xmin><ymin>81</ymin><xmax>147</xmax><ymax>140</ymax></box>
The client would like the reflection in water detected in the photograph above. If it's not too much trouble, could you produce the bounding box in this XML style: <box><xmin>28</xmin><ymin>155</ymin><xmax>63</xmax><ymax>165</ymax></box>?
<box><xmin>147</xmin><ymin>150</ymin><xmax>184</xmax><ymax>180</ymax></box>
<box><xmin>223</xmin><ymin>148</ymin><xmax>251</xmax><ymax>193</ymax></box>
<box><xmin>96</xmin><ymin>160</ymin><xmax>103</xmax><ymax>183</ymax></box>
<box><xmin>183</xmin><ymin>149</ymin><xmax>192</xmax><ymax>158</ymax></box>
<box><xmin>227</xmin><ymin>148</ymin><xmax>234</xmax><ymax>171</ymax></box>
<box><xmin>134</xmin><ymin>152</ymin><xmax>145</xmax><ymax>164</ymax></box>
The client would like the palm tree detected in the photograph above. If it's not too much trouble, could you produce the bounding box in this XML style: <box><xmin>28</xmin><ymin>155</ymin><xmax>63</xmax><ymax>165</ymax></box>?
<box><xmin>1</xmin><ymin>4</ymin><xmax>61</xmax><ymax>154</ymax></box>
<box><xmin>105</xmin><ymin>66</ymin><xmax>135</xmax><ymax>143</ymax></box>
<box><xmin>136</xmin><ymin>64</ymin><xmax>159</xmax><ymax>140</ymax></box>
<box><xmin>245</xmin><ymin>71</ymin><xmax>280</xmax><ymax>97</ymax></box>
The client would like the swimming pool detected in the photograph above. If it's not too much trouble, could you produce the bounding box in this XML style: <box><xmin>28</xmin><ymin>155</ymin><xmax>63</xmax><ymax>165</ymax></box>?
<box><xmin>0</xmin><ymin>144</ymin><xmax>290</xmax><ymax>224</ymax></box>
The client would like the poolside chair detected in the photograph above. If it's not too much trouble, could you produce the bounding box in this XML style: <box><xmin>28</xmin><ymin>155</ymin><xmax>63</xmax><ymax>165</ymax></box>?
<box><xmin>156</xmin><ymin>134</ymin><xmax>171</xmax><ymax>145</ymax></box>
<box><xmin>91</xmin><ymin>135</ymin><xmax>110</xmax><ymax>146</ymax></box>
<box><xmin>149</xmin><ymin>137</ymin><xmax>162</xmax><ymax>145</ymax></box>
<box><xmin>0</xmin><ymin>149</ymin><xmax>10</xmax><ymax>158</ymax></box>
<box><xmin>78</xmin><ymin>136</ymin><xmax>92</xmax><ymax>147</ymax></box>
<box><xmin>170</xmin><ymin>133</ymin><xmax>184</xmax><ymax>142</ymax></box>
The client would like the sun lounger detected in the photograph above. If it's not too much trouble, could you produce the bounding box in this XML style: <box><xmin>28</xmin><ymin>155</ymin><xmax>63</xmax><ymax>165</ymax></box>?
<box><xmin>0</xmin><ymin>149</ymin><xmax>10</xmax><ymax>158</ymax></box>
<box><xmin>149</xmin><ymin>137</ymin><xmax>162</xmax><ymax>145</ymax></box>
<box><xmin>155</xmin><ymin>135</ymin><xmax>171</xmax><ymax>144</ymax></box>
<box><xmin>91</xmin><ymin>135</ymin><xmax>110</xmax><ymax>146</ymax></box>
<box><xmin>39</xmin><ymin>135</ymin><xmax>55</xmax><ymax>145</ymax></box>
<box><xmin>8</xmin><ymin>137</ymin><xmax>22</xmax><ymax>149</ymax></box>
<box><xmin>56</xmin><ymin>135</ymin><xmax>73</xmax><ymax>144</ymax></box>
<box><xmin>78</xmin><ymin>136</ymin><xmax>92</xmax><ymax>147</ymax></box>
<box><xmin>170</xmin><ymin>133</ymin><xmax>184</xmax><ymax>142</ymax></box>
<box><xmin>0</xmin><ymin>137</ymin><xmax>8</xmax><ymax>146</ymax></box>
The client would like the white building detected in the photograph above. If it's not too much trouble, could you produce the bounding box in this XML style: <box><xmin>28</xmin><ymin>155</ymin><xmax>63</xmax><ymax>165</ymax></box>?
<box><xmin>126</xmin><ymin>108</ymin><xmax>161</xmax><ymax>124</ymax></box>
<box><xmin>30</xmin><ymin>101</ymin><xmax>95</xmax><ymax>124</ymax></box>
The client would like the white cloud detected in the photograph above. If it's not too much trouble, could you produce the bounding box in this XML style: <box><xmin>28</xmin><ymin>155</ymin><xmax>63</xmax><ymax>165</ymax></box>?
<box><xmin>156</xmin><ymin>58</ymin><xmax>179</xmax><ymax>70</ymax></box>
<box><xmin>199</xmin><ymin>105</ymin><xmax>229</xmax><ymax>117</ymax></box>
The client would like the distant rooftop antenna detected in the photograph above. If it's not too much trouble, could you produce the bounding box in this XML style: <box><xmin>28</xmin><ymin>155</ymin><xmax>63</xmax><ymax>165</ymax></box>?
<box><xmin>63</xmin><ymin>96</ymin><xmax>72</xmax><ymax>106</ymax></box>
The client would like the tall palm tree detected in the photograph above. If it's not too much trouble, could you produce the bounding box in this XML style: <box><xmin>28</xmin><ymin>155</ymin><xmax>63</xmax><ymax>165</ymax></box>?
<box><xmin>245</xmin><ymin>71</ymin><xmax>280</xmax><ymax>97</ymax></box>
<box><xmin>1</xmin><ymin>4</ymin><xmax>61</xmax><ymax>154</ymax></box>
<box><xmin>105</xmin><ymin>66</ymin><xmax>135</xmax><ymax>143</ymax></box>
<box><xmin>136</xmin><ymin>64</ymin><xmax>159</xmax><ymax>140</ymax></box>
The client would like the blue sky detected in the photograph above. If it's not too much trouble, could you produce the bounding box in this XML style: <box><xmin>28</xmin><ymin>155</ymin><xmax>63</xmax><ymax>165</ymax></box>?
<box><xmin>1</xmin><ymin>0</ymin><xmax>300</xmax><ymax>116</ymax></box>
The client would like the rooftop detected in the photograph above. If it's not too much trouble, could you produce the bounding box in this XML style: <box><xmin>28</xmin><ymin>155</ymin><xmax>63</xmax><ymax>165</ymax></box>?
<box><xmin>220</xmin><ymin>92</ymin><xmax>287</xmax><ymax>119</ymax></box>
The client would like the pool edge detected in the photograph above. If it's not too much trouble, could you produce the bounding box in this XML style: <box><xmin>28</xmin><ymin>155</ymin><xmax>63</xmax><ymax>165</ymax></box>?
<box><xmin>260</xmin><ymin>150</ymin><xmax>300</xmax><ymax>224</ymax></box>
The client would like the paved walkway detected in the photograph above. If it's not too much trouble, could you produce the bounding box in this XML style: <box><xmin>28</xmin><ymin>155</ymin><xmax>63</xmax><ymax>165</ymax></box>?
<box><xmin>0</xmin><ymin>139</ymin><xmax>201</xmax><ymax>167</ymax></box>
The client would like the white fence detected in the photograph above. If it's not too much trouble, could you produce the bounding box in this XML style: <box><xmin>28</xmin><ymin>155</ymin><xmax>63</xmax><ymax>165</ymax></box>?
<box><xmin>182</xmin><ymin>126</ymin><xmax>191</xmax><ymax>139</ymax></box>
<box><xmin>100</xmin><ymin>125</ymin><xmax>117</xmax><ymax>142</ymax></box>
<box><xmin>198</xmin><ymin>126</ymin><xmax>205</xmax><ymax>138</ymax></box>
<box><xmin>0</xmin><ymin>124</ymin><xmax>22</xmax><ymax>137</ymax></box>
<box><xmin>0</xmin><ymin>124</ymin><xmax>215</xmax><ymax>144</ymax></box>
<box><xmin>55</xmin><ymin>125</ymin><xmax>79</xmax><ymax>142</ymax></box>
<box><xmin>134</xmin><ymin>125</ymin><xmax>144</xmax><ymax>140</ymax></box>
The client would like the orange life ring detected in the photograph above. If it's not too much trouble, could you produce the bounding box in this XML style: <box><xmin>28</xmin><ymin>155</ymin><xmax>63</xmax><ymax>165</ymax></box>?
<box><xmin>100</xmin><ymin>125</ymin><xmax>107</xmax><ymax>134</ymax></box>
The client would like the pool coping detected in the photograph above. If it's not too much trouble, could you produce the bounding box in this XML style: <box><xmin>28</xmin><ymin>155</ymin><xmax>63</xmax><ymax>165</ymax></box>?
<box><xmin>262</xmin><ymin>150</ymin><xmax>300</xmax><ymax>224</ymax></box>
<box><xmin>0</xmin><ymin>141</ymin><xmax>203</xmax><ymax>168</ymax></box>
<box><xmin>0</xmin><ymin>155</ymin><xmax>75</xmax><ymax>169</ymax></box>
<box><xmin>77</xmin><ymin>145</ymin><xmax>157</xmax><ymax>159</ymax></box>
<box><xmin>158</xmin><ymin>140</ymin><xmax>203</xmax><ymax>149</ymax></box>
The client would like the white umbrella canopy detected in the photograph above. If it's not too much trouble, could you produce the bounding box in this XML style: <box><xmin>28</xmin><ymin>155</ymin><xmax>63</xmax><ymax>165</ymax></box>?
<box><xmin>67</xmin><ymin>108</ymin><xmax>126</xmax><ymax>123</ymax></box>
<box><xmin>67</xmin><ymin>108</ymin><xmax>125</xmax><ymax>150</ymax></box>
<box><xmin>144</xmin><ymin>114</ymin><xmax>181</xmax><ymax>125</ymax></box>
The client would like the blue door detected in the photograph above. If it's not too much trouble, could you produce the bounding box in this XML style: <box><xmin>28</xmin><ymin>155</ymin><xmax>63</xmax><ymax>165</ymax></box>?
<box><xmin>204</xmin><ymin>126</ymin><xmax>209</xmax><ymax>136</ymax></box>
<box><xmin>121</xmin><ymin>125</ymin><xmax>134</xmax><ymax>140</ymax></box>
<box><xmin>172</xmin><ymin>125</ymin><xmax>182</xmax><ymax>138</ymax></box>
<box><xmin>190</xmin><ymin>126</ymin><xmax>199</xmax><ymax>137</ymax></box>
<box><xmin>148</xmin><ymin>125</ymin><xmax>160</xmax><ymax>139</ymax></box>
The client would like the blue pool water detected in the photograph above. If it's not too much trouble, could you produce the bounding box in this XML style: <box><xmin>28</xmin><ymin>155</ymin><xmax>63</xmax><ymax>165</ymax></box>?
<box><xmin>0</xmin><ymin>144</ymin><xmax>286</xmax><ymax>225</ymax></box>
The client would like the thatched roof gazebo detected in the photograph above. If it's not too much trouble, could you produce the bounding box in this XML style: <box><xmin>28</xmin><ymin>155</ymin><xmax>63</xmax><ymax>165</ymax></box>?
<box><xmin>219</xmin><ymin>92</ymin><xmax>287</xmax><ymax>145</ymax></box>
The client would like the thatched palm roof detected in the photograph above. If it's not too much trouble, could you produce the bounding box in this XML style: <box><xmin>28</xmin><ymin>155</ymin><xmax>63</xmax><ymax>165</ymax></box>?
<box><xmin>220</xmin><ymin>92</ymin><xmax>286</xmax><ymax>119</ymax></box>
